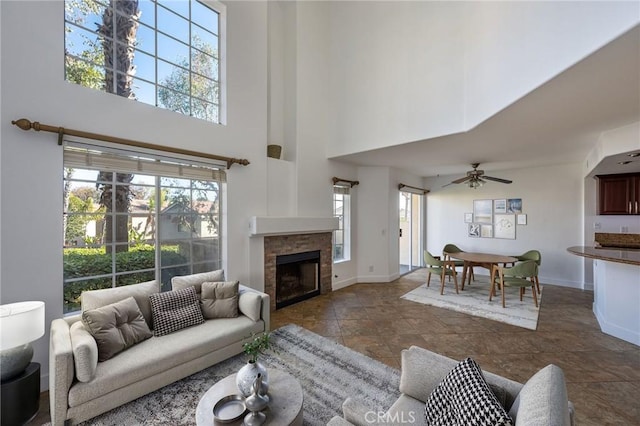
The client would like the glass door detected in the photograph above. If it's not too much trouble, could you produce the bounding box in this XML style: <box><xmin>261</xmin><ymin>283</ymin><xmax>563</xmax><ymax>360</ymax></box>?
<box><xmin>399</xmin><ymin>191</ymin><xmax>423</xmax><ymax>275</ymax></box>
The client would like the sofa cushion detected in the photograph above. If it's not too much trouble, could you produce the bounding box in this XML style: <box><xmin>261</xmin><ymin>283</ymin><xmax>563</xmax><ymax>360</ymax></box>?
<box><xmin>81</xmin><ymin>280</ymin><xmax>159</xmax><ymax>329</ymax></box>
<box><xmin>425</xmin><ymin>357</ymin><xmax>513</xmax><ymax>426</ymax></box>
<box><xmin>200</xmin><ymin>281</ymin><xmax>239</xmax><ymax>319</ymax></box>
<box><xmin>508</xmin><ymin>364</ymin><xmax>570</xmax><ymax>426</ymax></box>
<box><xmin>171</xmin><ymin>269</ymin><xmax>225</xmax><ymax>295</ymax></box>
<box><xmin>69</xmin><ymin>321</ymin><xmax>98</xmax><ymax>382</ymax></box>
<box><xmin>68</xmin><ymin>315</ymin><xmax>265</xmax><ymax>407</ymax></box>
<box><xmin>238</xmin><ymin>289</ymin><xmax>262</xmax><ymax>322</ymax></box>
<box><xmin>149</xmin><ymin>286</ymin><xmax>204</xmax><ymax>336</ymax></box>
<box><xmin>81</xmin><ymin>297</ymin><xmax>153</xmax><ymax>362</ymax></box>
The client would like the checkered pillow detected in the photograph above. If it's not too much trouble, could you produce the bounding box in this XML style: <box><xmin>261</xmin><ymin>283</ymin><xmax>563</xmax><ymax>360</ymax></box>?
<box><xmin>149</xmin><ymin>286</ymin><xmax>204</xmax><ymax>336</ymax></box>
<box><xmin>425</xmin><ymin>357</ymin><xmax>513</xmax><ymax>426</ymax></box>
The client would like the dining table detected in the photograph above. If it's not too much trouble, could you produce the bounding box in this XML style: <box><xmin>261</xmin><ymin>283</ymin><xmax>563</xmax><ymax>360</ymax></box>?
<box><xmin>448</xmin><ymin>252</ymin><xmax>518</xmax><ymax>292</ymax></box>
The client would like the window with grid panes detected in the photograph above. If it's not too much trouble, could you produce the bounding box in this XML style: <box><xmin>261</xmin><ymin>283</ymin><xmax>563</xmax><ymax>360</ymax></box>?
<box><xmin>333</xmin><ymin>186</ymin><xmax>351</xmax><ymax>262</ymax></box>
<box><xmin>62</xmin><ymin>141</ymin><xmax>225</xmax><ymax>314</ymax></box>
<box><xmin>64</xmin><ymin>0</ymin><xmax>225</xmax><ymax>123</ymax></box>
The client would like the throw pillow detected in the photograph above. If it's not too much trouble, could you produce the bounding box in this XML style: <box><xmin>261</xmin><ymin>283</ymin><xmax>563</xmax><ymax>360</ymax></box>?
<box><xmin>200</xmin><ymin>281</ymin><xmax>239</xmax><ymax>319</ymax></box>
<box><xmin>69</xmin><ymin>321</ymin><xmax>98</xmax><ymax>382</ymax></box>
<box><xmin>425</xmin><ymin>357</ymin><xmax>513</xmax><ymax>426</ymax></box>
<box><xmin>81</xmin><ymin>280</ymin><xmax>159</xmax><ymax>329</ymax></box>
<box><xmin>171</xmin><ymin>269</ymin><xmax>225</xmax><ymax>296</ymax></box>
<box><xmin>81</xmin><ymin>296</ymin><xmax>153</xmax><ymax>362</ymax></box>
<box><xmin>149</xmin><ymin>286</ymin><xmax>205</xmax><ymax>336</ymax></box>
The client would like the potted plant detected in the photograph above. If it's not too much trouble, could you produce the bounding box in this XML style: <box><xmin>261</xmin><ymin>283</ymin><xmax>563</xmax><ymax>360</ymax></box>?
<box><xmin>236</xmin><ymin>332</ymin><xmax>271</xmax><ymax>397</ymax></box>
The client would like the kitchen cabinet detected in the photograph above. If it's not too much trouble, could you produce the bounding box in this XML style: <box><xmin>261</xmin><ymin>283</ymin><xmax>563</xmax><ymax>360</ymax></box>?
<box><xmin>596</xmin><ymin>173</ymin><xmax>640</xmax><ymax>215</ymax></box>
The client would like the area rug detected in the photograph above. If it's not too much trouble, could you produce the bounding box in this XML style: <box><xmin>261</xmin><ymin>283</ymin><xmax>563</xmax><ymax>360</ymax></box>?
<box><xmin>401</xmin><ymin>273</ymin><xmax>542</xmax><ymax>330</ymax></box>
<box><xmin>66</xmin><ymin>324</ymin><xmax>400</xmax><ymax>426</ymax></box>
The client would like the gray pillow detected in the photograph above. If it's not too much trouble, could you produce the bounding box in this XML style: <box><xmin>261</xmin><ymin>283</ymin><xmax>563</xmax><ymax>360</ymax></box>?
<box><xmin>171</xmin><ymin>269</ymin><xmax>225</xmax><ymax>295</ymax></box>
<box><xmin>81</xmin><ymin>280</ymin><xmax>159</xmax><ymax>329</ymax></box>
<box><xmin>81</xmin><ymin>296</ymin><xmax>153</xmax><ymax>362</ymax></box>
<box><xmin>200</xmin><ymin>281</ymin><xmax>239</xmax><ymax>319</ymax></box>
<box><xmin>149</xmin><ymin>286</ymin><xmax>205</xmax><ymax>336</ymax></box>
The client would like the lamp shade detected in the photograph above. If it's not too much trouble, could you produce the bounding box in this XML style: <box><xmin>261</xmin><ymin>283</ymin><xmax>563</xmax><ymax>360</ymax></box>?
<box><xmin>0</xmin><ymin>301</ymin><xmax>45</xmax><ymax>350</ymax></box>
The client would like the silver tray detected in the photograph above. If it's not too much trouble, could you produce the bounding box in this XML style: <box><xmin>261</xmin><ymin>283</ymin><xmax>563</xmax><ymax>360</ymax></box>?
<box><xmin>213</xmin><ymin>394</ymin><xmax>246</xmax><ymax>424</ymax></box>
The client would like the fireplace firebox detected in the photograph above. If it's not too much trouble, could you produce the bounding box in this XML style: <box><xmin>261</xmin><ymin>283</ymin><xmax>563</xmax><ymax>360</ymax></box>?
<box><xmin>275</xmin><ymin>250</ymin><xmax>321</xmax><ymax>309</ymax></box>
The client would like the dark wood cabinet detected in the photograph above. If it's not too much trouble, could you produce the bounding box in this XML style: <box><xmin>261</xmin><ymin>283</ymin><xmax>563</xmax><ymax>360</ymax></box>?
<box><xmin>596</xmin><ymin>173</ymin><xmax>640</xmax><ymax>215</ymax></box>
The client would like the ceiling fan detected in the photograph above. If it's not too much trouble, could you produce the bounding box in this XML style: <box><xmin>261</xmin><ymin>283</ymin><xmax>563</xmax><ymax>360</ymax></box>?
<box><xmin>444</xmin><ymin>163</ymin><xmax>512</xmax><ymax>189</ymax></box>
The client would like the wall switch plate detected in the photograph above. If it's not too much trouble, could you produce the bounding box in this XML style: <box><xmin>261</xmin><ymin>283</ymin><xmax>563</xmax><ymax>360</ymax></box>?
<box><xmin>594</xmin><ymin>222</ymin><xmax>601</xmax><ymax>230</ymax></box>
<box><xmin>621</xmin><ymin>226</ymin><xmax>629</xmax><ymax>233</ymax></box>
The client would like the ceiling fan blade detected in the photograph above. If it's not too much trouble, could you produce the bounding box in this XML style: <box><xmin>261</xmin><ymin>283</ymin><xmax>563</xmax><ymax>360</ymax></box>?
<box><xmin>483</xmin><ymin>176</ymin><xmax>512</xmax><ymax>184</ymax></box>
<box><xmin>451</xmin><ymin>175</ymin><xmax>472</xmax><ymax>184</ymax></box>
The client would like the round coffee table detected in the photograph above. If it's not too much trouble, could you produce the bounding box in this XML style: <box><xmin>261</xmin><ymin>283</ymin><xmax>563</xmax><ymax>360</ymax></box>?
<box><xmin>195</xmin><ymin>369</ymin><xmax>303</xmax><ymax>425</ymax></box>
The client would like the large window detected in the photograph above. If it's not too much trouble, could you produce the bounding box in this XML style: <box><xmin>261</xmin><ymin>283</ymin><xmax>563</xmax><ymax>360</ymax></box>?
<box><xmin>333</xmin><ymin>186</ymin><xmax>351</xmax><ymax>262</ymax></box>
<box><xmin>63</xmin><ymin>141</ymin><xmax>225</xmax><ymax>314</ymax></box>
<box><xmin>64</xmin><ymin>0</ymin><xmax>225</xmax><ymax>123</ymax></box>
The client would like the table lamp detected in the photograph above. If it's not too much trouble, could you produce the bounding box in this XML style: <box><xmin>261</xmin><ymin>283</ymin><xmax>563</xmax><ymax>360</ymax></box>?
<box><xmin>0</xmin><ymin>301</ymin><xmax>45</xmax><ymax>381</ymax></box>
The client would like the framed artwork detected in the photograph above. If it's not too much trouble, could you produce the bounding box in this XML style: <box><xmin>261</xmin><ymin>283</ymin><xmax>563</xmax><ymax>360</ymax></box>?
<box><xmin>517</xmin><ymin>214</ymin><xmax>527</xmax><ymax>225</ymax></box>
<box><xmin>507</xmin><ymin>198</ymin><xmax>522</xmax><ymax>214</ymax></box>
<box><xmin>494</xmin><ymin>199</ymin><xmax>507</xmax><ymax>214</ymax></box>
<box><xmin>473</xmin><ymin>199</ymin><xmax>493</xmax><ymax>224</ymax></box>
<box><xmin>494</xmin><ymin>214</ymin><xmax>516</xmax><ymax>239</ymax></box>
<box><xmin>468</xmin><ymin>223</ymin><xmax>480</xmax><ymax>238</ymax></box>
<box><xmin>464</xmin><ymin>213</ymin><xmax>473</xmax><ymax>223</ymax></box>
<box><xmin>480</xmin><ymin>224</ymin><xmax>493</xmax><ymax>238</ymax></box>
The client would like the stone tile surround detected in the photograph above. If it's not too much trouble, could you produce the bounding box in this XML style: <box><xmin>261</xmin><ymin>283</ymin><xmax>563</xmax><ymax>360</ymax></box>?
<box><xmin>264</xmin><ymin>233</ymin><xmax>333</xmax><ymax>311</ymax></box>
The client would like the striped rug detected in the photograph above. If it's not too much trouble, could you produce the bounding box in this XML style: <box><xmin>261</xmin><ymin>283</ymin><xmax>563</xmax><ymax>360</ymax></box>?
<box><xmin>75</xmin><ymin>324</ymin><xmax>401</xmax><ymax>426</ymax></box>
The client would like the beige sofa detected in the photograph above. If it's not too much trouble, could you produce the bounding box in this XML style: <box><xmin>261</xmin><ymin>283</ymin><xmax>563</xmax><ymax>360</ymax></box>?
<box><xmin>328</xmin><ymin>346</ymin><xmax>574</xmax><ymax>426</ymax></box>
<box><xmin>49</xmin><ymin>277</ymin><xmax>270</xmax><ymax>426</ymax></box>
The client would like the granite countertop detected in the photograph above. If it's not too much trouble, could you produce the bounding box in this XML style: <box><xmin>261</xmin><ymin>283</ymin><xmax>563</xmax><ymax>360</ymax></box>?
<box><xmin>567</xmin><ymin>246</ymin><xmax>640</xmax><ymax>266</ymax></box>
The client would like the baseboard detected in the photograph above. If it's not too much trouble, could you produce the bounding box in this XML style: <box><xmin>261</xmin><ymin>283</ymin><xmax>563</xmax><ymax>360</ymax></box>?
<box><xmin>471</xmin><ymin>272</ymin><xmax>589</xmax><ymax>291</ymax></box>
<box><xmin>356</xmin><ymin>274</ymin><xmax>397</xmax><ymax>283</ymax></box>
<box><xmin>594</xmin><ymin>303</ymin><xmax>640</xmax><ymax>346</ymax></box>
<box><xmin>332</xmin><ymin>277</ymin><xmax>357</xmax><ymax>291</ymax></box>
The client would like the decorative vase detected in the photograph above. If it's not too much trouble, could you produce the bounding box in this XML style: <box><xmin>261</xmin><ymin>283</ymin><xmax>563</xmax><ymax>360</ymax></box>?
<box><xmin>236</xmin><ymin>360</ymin><xmax>269</xmax><ymax>397</ymax></box>
<box><xmin>243</xmin><ymin>373</ymin><xmax>269</xmax><ymax>426</ymax></box>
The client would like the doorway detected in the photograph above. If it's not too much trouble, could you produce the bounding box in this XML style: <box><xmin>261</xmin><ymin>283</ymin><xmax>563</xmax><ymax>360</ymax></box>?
<box><xmin>399</xmin><ymin>190</ymin><xmax>423</xmax><ymax>275</ymax></box>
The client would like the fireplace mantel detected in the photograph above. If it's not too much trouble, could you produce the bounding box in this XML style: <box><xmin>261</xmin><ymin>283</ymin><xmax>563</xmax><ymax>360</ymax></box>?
<box><xmin>249</xmin><ymin>216</ymin><xmax>338</xmax><ymax>237</ymax></box>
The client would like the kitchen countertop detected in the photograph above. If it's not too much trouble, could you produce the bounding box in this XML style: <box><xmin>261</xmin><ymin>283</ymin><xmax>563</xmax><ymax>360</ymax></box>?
<box><xmin>567</xmin><ymin>246</ymin><xmax>640</xmax><ymax>266</ymax></box>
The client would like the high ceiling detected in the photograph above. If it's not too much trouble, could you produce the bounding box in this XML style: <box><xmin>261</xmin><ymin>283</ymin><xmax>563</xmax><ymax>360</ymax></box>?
<box><xmin>330</xmin><ymin>25</ymin><xmax>640</xmax><ymax>179</ymax></box>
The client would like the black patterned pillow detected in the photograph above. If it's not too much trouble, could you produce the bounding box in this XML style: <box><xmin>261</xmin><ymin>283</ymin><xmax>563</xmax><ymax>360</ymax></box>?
<box><xmin>425</xmin><ymin>357</ymin><xmax>513</xmax><ymax>426</ymax></box>
<box><xmin>149</xmin><ymin>286</ymin><xmax>204</xmax><ymax>336</ymax></box>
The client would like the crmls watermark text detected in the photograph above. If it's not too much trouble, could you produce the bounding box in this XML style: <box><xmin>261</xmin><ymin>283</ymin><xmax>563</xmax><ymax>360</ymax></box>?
<box><xmin>364</xmin><ymin>411</ymin><xmax>417</xmax><ymax>424</ymax></box>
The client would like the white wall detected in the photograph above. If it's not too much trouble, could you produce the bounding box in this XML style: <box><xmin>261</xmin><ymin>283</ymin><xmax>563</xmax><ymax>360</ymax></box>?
<box><xmin>0</xmin><ymin>0</ymin><xmax>268</xmax><ymax>389</ymax></box>
<box><xmin>424</xmin><ymin>163</ymin><xmax>585</xmax><ymax>289</ymax></box>
<box><xmin>464</xmin><ymin>1</ymin><xmax>639</xmax><ymax>127</ymax></box>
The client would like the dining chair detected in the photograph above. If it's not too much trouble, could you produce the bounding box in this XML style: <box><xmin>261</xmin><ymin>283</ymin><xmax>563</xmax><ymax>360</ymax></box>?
<box><xmin>490</xmin><ymin>260</ymin><xmax>539</xmax><ymax>308</ymax></box>
<box><xmin>442</xmin><ymin>243</ymin><xmax>475</xmax><ymax>282</ymax></box>
<box><xmin>424</xmin><ymin>250</ymin><xmax>459</xmax><ymax>295</ymax></box>
<box><xmin>511</xmin><ymin>250</ymin><xmax>542</xmax><ymax>294</ymax></box>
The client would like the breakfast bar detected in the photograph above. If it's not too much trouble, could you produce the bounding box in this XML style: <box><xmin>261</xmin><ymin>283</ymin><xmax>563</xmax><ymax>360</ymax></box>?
<box><xmin>567</xmin><ymin>246</ymin><xmax>640</xmax><ymax>346</ymax></box>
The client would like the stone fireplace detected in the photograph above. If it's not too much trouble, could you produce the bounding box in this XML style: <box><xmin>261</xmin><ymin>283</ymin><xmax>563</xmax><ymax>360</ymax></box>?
<box><xmin>264</xmin><ymin>233</ymin><xmax>333</xmax><ymax>311</ymax></box>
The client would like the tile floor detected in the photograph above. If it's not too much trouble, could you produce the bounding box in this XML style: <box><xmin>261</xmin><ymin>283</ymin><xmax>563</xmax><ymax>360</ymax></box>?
<box><xmin>33</xmin><ymin>269</ymin><xmax>639</xmax><ymax>425</ymax></box>
<box><xmin>271</xmin><ymin>270</ymin><xmax>639</xmax><ymax>426</ymax></box>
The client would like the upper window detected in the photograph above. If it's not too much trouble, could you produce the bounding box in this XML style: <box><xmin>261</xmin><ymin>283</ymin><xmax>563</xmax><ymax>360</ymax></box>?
<box><xmin>64</xmin><ymin>0</ymin><xmax>225</xmax><ymax>123</ymax></box>
<box><xmin>333</xmin><ymin>186</ymin><xmax>351</xmax><ymax>262</ymax></box>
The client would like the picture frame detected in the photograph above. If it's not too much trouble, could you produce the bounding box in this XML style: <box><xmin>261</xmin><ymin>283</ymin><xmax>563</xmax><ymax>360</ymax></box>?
<box><xmin>473</xmin><ymin>199</ymin><xmax>493</xmax><ymax>224</ymax></box>
<box><xmin>494</xmin><ymin>214</ymin><xmax>516</xmax><ymax>239</ymax></box>
<box><xmin>517</xmin><ymin>214</ymin><xmax>527</xmax><ymax>225</ymax></box>
<box><xmin>493</xmin><ymin>199</ymin><xmax>507</xmax><ymax>214</ymax></box>
<box><xmin>480</xmin><ymin>224</ymin><xmax>493</xmax><ymax>238</ymax></box>
<box><xmin>464</xmin><ymin>213</ymin><xmax>473</xmax><ymax>223</ymax></box>
<box><xmin>507</xmin><ymin>198</ymin><xmax>522</xmax><ymax>214</ymax></box>
<box><xmin>468</xmin><ymin>223</ymin><xmax>480</xmax><ymax>238</ymax></box>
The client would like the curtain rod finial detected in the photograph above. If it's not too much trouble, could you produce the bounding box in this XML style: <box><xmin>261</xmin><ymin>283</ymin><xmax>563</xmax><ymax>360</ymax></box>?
<box><xmin>12</xmin><ymin>118</ymin><xmax>35</xmax><ymax>131</ymax></box>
